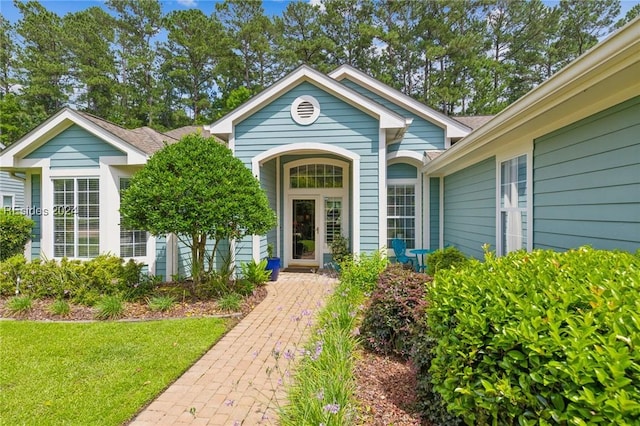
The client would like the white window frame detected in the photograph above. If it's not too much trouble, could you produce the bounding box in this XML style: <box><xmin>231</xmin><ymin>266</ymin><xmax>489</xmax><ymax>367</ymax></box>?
<box><xmin>496</xmin><ymin>150</ymin><xmax>533</xmax><ymax>255</ymax></box>
<box><xmin>2</xmin><ymin>194</ymin><xmax>15</xmax><ymax>209</ymax></box>
<box><xmin>386</xmin><ymin>179</ymin><xmax>420</xmax><ymax>250</ymax></box>
<box><xmin>119</xmin><ymin>177</ymin><xmax>149</xmax><ymax>258</ymax></box>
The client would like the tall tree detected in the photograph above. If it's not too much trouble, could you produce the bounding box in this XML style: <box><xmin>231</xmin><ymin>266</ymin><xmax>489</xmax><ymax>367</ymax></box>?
<box><xmin>107</xmin><ymin>0</ymin><xmax>162</xmax><ymax>127</ymax></box>
<box><xmin>215</xmin><ymin>0</ymin><xmax>279</xmax><ymax>92</ymax></box>
<box><xmin>614</xmin><ymin>3</ymin><xmax>640</xmax><ymax>29</ymax></box>
<box><xmin>14</xmin><ymin>0</ymin><xmax>70</xmax><ymax>115</ymax></box>
<box><xmin>0</xmin><ymin>15</ymin><xmax>16</xmax><ymax>97</ymax></box>
<box><xmin>160</xmin><ymin>9</ymin><xmax>225</xmax><ymax>124</ymax></box>
<box><xmin>63</xmin><ymin>7</ymin><xmax>118</xmax><ymax>118</ymax></box>
<box><xmin>276</xmin><ymin>1</ymin><xmax>332</xmax><ymax>73</ymax></box>
<box><xmin>320</xmin><ymin>0</ymin><xmax>377</xmax><ymax>71</ymax></box>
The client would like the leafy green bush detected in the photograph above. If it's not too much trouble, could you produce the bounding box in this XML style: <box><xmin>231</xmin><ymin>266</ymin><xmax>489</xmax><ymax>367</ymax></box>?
<box><xmin>0</xmin><ymin>254</ymin><xmax>27</xmax><ymax>295</ymax></box>
<box><xmin>360</xmin><ymin>264</ymin><xmax>429</xmax><ymax>358</ymax></box>
<box><xmin>330</xmin><ymin>235</ymin><xmax>351</xmax><ymax>265</ymax></box>
<box><xmin>339</xmin><ymin>251</ymin><xmax>387</xmax><ymax>294</ymax></box>
<box><xmin>240</xmin><ymin>259</ymin><xmax>270</xmax><ymax>286</ymax></box>
<box><xmin>425</xmin><ymin>246</ymin><xmax>468</xmax><ymax>276</ymax></box>
<box><xmin>95</xmin><ymin>295</ymin><xmax>125</xmax><ymax>320</ymax></box>
<box><xmin>427</xmin><ymin>246</ymin><xmax>640</xmax><ymax>425</ymax></box>
<box><xmin>0</xmin><ymin>210</ymin><xmax>34</xmax><ymax>261</ymax></box>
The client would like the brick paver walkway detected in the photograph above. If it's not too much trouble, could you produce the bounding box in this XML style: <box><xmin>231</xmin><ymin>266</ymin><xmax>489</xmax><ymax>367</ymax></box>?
<box><xmin>129</xmin><ymin>272</ymin><xmax>336</xmax><ymax>426</ymax></box>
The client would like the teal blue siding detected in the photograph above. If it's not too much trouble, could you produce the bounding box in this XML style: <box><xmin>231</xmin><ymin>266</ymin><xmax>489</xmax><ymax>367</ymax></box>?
<box><xmin>340</xmin><ymin>78</ymin><xmax>445</xmax><ymax>152</ymax></box>
<box><xmin>30</xmin><ymin>174</ymin><xmax>41</xmax><ymax>259</ymax></box>
<box><xmin>533</xmin><ymin>96</ymin><xmax>640</xmax><ymax>252</ymax></box>
<box><xmin>25</xmin><ymin>125</ymin><xmax>125</xmax><ymax>168</ymax></box>
<box><xmin>443</xmin><ymin>157</ymin><xmax>496</xmax><ymax>258</ymax></box>
<box><xmin>429</xmin><ymin>177</ymin><xmax>440</xmax><ymax>249</ymax></box>
<box><xmin>234</xmin><ymin>82</ymin><xmax>380</xmax><ymax>263</ymax></box>
<box><xmin>387</xmin><ymin>163</ymin><xmax>417</xmax><ymax>179</ymax></box>
<box><xmin>261</xmin><ymin>158</ymin><xmax>277</xmax><ymax>258</ymax></box>
<box><xmin>0</xmin><ymin>172</ymin><xmax>24</xmax><ymax>208</ymax></box>
<box><xmin>155</xmin><ymin>235</ymin><xmax>166</xmax><ymax>280</ymax></box>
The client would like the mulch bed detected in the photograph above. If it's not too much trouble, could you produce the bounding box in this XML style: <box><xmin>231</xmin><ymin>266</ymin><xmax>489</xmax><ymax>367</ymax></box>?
<box><xmin>0</xmin><ymin>286</ymin><xmax>268</xmax><ymax>321</ymax></box>
<box><xmin>354</xmin><ymin>350</ymin><xmax>423</xmax><ymax>425</ymax></box>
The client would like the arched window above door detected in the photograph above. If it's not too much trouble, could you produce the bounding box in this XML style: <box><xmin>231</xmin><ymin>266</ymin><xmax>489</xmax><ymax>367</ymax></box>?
<box><xmin>289</xmin><ymin>164</ymin><xmax>343</xmax><ymax>188</ymax></box>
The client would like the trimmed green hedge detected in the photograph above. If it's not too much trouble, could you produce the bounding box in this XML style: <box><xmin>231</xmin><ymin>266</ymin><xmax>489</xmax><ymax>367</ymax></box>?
<box><xmin>426</xmin><ymin>247</ymin><xmax>640</xmax><ymax>425</ymax></box>
<box><xmin>0</xmin><ymin>210</ymin><xmax>34</xmax><ymax>261</ymax></box>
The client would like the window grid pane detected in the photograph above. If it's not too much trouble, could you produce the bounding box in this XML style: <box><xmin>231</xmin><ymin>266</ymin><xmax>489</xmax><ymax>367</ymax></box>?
<box><xmin>500</xmin><ymin>155</ymin><xmax>527</xmax><ymax>254</ymax></box>
<box><xmin>325</xmin><ymin>197</ymin><xmax>342</xmax><ymax>244</ymax></box>
<box><xmin>289</xmin><ymin>164</ymin><xmax>343</xmax><ymax>188</ymax></box>
<box><xmin>387</xmin><ymin>184</ymin><xmax>416</xmax><ymax>249</ymax></box>
<box><xmin>119</xmin><ymin>178</ymin><xmax>148</xmax><ymax>258</ymax></box>
<box><xmin>53</xmin><ymin>178</ymin><xmax>99</xmax><ymax>258</ymax></box>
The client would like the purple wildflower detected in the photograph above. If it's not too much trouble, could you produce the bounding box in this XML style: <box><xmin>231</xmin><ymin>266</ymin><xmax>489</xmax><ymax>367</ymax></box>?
<box><xmin>224</xmin><ymin>399</ymin><xmax>235</xmax><ymax>406</ymax></box>
<box><xmin>323</xmin><ymin>403</ymin><xmax>340</xmax><ymax>414</ymax></box>
<box><xmin>301</xmin><ymin>309</ymin><xmax>312</xmax><ymax>316</ymax></box>
<box><xmin>284</xmin><ymin>349</ymin><xmax>295</xmax><ymax>361</ymax></box>
<box><xmin>316</xmin><ymin>389</ymin><xmax>325</xmax><ymax>400</ymax></box>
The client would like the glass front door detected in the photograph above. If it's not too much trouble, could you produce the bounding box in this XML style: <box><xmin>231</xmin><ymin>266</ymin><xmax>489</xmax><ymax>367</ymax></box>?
<box><xmin>292</xmin><ymin>199</ymin><xmax>317</xmax><ymax>262</ymax></box>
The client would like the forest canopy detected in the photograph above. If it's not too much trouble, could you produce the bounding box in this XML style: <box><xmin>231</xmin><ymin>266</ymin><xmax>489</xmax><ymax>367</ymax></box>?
<box><xmin>1</xmin><ymin>0</ymin><xmax>637</xmax><ymax>146</ymax></box>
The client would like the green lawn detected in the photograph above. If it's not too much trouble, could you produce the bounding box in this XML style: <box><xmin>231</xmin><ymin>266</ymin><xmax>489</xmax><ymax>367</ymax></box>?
<box><xmin>0</xmin><ymin>318</ymin><xmax>229</xmax><ymax>425</ymax></box>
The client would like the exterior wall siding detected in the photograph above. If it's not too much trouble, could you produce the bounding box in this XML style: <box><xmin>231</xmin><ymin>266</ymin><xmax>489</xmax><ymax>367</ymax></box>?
<box><xmin>387</xmin><ymin>163</ymin><xmax>417</xmax><ymax>179</ymax></box>
<box><xmin>443</xmin><ymin>157</ymin><xmax>496</xmax><ymax>258</ymax></box>
<box><xmin>261</xmin><ymin>158</ymin><xmax>277</xmax><ymax>258</ymax></box>
<box><xmin>30</xmin><ymin>174</ymin><xmax>41</xmax><ymax>259</ymax></box>
<box><xmin>155</xmin><ymin>235</ymin><xmax>166</xmax><ymax>280</ymax></box>
<box><xmin>429</xmin><ymin>177</ymin><xmax>440</xmax><ymax>250</ymax></box>
<box><xmin>25</xmin><ymin>125</ymin><xmax>125</xmax><ymax>168</ymax></box>
<box><xmin>533</xmin><ymin>96</ymin><xmax>640</xmax><ymax>252</ymax></box>
<box><xmin>234</xmin><ymin>82</ymin><xmax>380</xmax><ymax>264</ymax></box>
<box><xmin>0</xmin><ymin>172</ymin><xmax>24</xmax><ymax>208</ymax></box>
<box><xmin>340</xmin><ymin>79</ymin><xmax>445</xmax><ymax>152</ymax></box>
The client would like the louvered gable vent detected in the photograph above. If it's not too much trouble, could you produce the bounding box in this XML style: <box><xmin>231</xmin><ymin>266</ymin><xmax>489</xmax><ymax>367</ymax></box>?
<box><xmin>291</xmin><ymin>95</ymin><xmax>320</xmax><ymax>125</ymax></box>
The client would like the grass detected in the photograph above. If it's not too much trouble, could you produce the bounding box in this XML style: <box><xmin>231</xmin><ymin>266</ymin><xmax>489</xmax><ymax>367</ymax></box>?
<box><xmin>6</xmin><ymin>295</ymin><xmax>32</xmax><ymax>313</ymax></box>
<box><xmin>94</xmin><ymin>295</ymin><xmax>124</xmax><ymax>320</ymax></box>
<box><xmin>217</xmin><ymin>292</ymin><xmax>242</xmax><ymax>311</ymax></box>
<box><xmin>147</xmin><ymin>295</ymin><xmax>175</xmax><ymax>312</ymax></box>
<box><xmin>48</xmin><ymin>299</ymin><xmax>71</xmax><ymax>316</ymax></box>
<box><xmin>0</xmin><ymin>317</ymin><xmax>229</xmax><ymax>425</ymax></box>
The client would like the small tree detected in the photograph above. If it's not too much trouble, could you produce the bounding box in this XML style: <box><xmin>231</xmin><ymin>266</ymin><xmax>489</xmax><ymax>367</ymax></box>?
<box><xmin>120</xmin><ymin>133</ymin><xmax>276</xmax><ymax>284</ymax></box>
<box><xmin>0</xmin><ymin>209</ymin><xmax>34</xmax><ymax>261</ymax></box>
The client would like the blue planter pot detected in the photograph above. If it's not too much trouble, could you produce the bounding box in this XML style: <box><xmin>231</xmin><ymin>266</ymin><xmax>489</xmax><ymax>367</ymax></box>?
<box><xmin>266</xmin><ymin>257</ymin><xmax>281</xmax><ymax>281</ymax></box>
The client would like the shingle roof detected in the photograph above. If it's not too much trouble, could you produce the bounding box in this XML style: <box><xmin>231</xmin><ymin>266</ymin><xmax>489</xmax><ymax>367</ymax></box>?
<box><xmin>75</xmin><ymin>111</ymin><xmax>178</xmax><ymax>154</ymax></box>
<box><xmin>453</xmin><ymin>115</ymin><xmax>494</xmax><ymax>130</ymax></box>
<box><xmin>164</xmin><ymin>125</ymin><xmax>213</xmax><ymax>140</ymax></box>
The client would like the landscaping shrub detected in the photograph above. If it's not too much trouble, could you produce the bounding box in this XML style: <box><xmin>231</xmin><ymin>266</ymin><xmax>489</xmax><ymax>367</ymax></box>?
<box><xmin>427</xmin><ymin>246</ymin><xmax>640</xmax><ymax>425</ymax></box>
<box><xmin>6</xmin><ymin>295</ymin><xmax>32</xmax><ymax>314</ymax></box>
<box><xmin>95</xmin><ymin>295</ymin><xmax>125</xmax><ymax>320</ymax></box>
<box><xmin>425</xmin><ymin>245</ymin><xmax>468</xmax><ymax>276</ymax></box>
<box><xmin>49</xmin><ymin>299</ymin><xmax>71</xmax><ymax>316</ymax></box>
<box><xmin>339</xmin><ymin>251</ymin><xmax>387</xmax><ymax>294</ymax></box>
<box><xmin>360</xmin><ymin>264</ymin><xmax>429</xmax><ymax>358</ymax></box>
<box><xmin>0</xmin><ymin>210</ymin><xmax>34</xmax><ymax>261</ymax></box>
<box><xmin>147</xmin><ymin>295</ymin><xmax>175</xmax><ymax>312</ymax></box>
<box><xmin>240</xmin><ymin>259</ymin><xmax>270</xmax><ymax>286</ymax></box>
<box><xmin>217</xmin><ymin>293</ymin><xmax>242</xmax><ymax>311</ymax></box>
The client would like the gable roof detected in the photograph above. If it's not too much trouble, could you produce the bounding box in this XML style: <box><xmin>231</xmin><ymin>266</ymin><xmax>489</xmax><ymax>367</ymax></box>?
<box><xmin>425</xmin><ymin>17</ymin><xmax>640</xmax><ymax>175</ymax></box>
<box><xmin>0</xmin><ymin>108</ymin><xmax>178</xmax><ymax>168</ymax></box>
<box><xmin>453</xmin><ymin>115</ymin><xmax>494</xmax><ymax>130</ymax></box>
<box><xmin>207</xmin><ymin>65</ymin><xmax>411</xmax><ymax>143</ymax></box>
<box><xmin>328</xmin><ymin>65</ymin><xmax>472</xmax><ymax>139</ymax></box>
<box><xmin>164</xmin><ymin>125</ymin><xmax>213</xmax><ymax>140</ymax></box>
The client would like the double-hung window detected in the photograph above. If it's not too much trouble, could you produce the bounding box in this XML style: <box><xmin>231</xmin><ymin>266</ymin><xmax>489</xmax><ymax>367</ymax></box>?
<box><xmin>119</xmin><ymin>178</ymin><xmax>148</xmax><ymax>257</ymax></box>
<box><xmin>500</xmin><ymin>155</ymin><xmax>527</xmax><ymax>254</ymax></box>
<box><xmin>53</xmin><ymin>178</ymin><xmax>99</xmax><ymax>258</ymax></box>
<box><xmin>387</xmin><ymin>184</ymin><xmax>416</xmax><ymax>249</ymax></box>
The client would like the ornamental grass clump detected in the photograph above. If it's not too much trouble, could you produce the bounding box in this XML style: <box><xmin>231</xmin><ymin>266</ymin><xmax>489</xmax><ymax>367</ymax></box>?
<box><xmin>426</xmin><ymin>246</ymin><xmax>640</xmax><ymax>425</ymax></box>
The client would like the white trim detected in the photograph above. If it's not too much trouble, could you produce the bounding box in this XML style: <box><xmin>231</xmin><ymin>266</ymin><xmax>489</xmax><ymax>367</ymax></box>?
<box><xmin>252</xmin><ymin>142</ymin><xmax>361</xmax><ymax>168</ymax></box>
<box><xmin>228</xmin><ymin>132</ymin><xmax>235</xmax><ymax>154</ymax></box>
<box><xmin>0</xmin><ymin>108</ymin><xmax>149</xmax><ymax>167</ymax></box>
<box><xmin>276</xmin><ymin>156</ymin><xmax>281</xmax><ymax>258</ymax></box>
<box><xmin>285</xmin><ymin>195</ymin><xmax>322</xmax><ymax>266</ymax></box>
<box><xmin>439</xmin><ymin>177</ymin><xmax>444</xmax><ymax>249</ymax></box>
<box><xmin>329</xmin><ymin>65</ymin><xmax>472</xmax><ymax>139</ymax></box>
<box><xmin>352</xmin><ymin>160</ymin><xmax>361</xmax><ymax>255</ymax></box>
<box><xmin>251</xmin><ymin>161</ymin><xmax>262</xmax><ymax>262</ymax></box>
<box><xmin>283</xmin><ymin>158</ymin><xmax>350</xmax><ymax>266</ymax></box>
<box><xmin>24</xmin><ymin>173</ymin><xmax>32</xmax><ymax>258</ymax></box>
<box><xmin>1</xmin><ymin>193</ymin><xmax>15</xmax><ymax>209</ymax></box>
<box><xmin>378</xmin><ymin>129</ymin><xmax>387</xmax><ymax>251</ymax></box>
<box><xmin>422</xmin><ymin>172</ymin><xmax>429</xmax><ymax>250</ymax></box>
<box><xmin>386</xmin><ymin>150</ymin><xmax>424</xmax><ymax>164</ymax></box>
<box><xmin>495</xmin><ymin>148</ymin><xmax>533</xmax><ymax>256</ymax></box>
<box><xmin>207</xmin><ymin>65</ymin><xmax>408</xmax><ymax>140</ymax></box>
<box><xmin>386</xmin><ymin>178</ymin><xmax>422</xmax><ymax>251</ymax></box>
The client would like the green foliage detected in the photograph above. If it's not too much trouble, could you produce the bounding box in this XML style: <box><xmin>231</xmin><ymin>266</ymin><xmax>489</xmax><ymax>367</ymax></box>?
<box><xmin>360</xmin><ymin>264</ymin><xmax>428</xmax><ymax>358</ymax></box>
<box><xmin>147</xmin><ymin>295</ymin><xmax>175</xmax><ymax>312</ymax></box>
<box><xmin>94</xmin><ymin>295</ymin><xmax>125</xmax><ymax>320</ymax></box>
<box><xmin>0</xmin><ymin>210</ymin><xmax>34</xmax><ymax>261</ymax></box>
<box><xmin>427</xmin><ymin>246</ymin><xmax>640</xmax><ymax>425</ymax></box>
<box><xmin>49</xmin><ymin>299</ymin><xmax>71</xmax><ymax>316</ymax></box>
<box><xmin>120</xmin><ymin>133</ymin><xmax>276</xmax><ymax>284</ymax></box>
<box><xmin>216</xmin><ymin>292</ymin><xmax>242</xmax><ymax>312</ymax></box>
<box><xmin>339</xmin><ymin>251</ymin><xmax>388</xmax><ymax>294</ymax></box>
<box><xmin>6</xmin><ymin>295</ymin><xmax>32</xmax><ymax>314</ymax></box>
<box><xmin>329</xmin><ymin>234</ymin><xmax>351</xmax><ymax>265</ymax></box>
<box><xmin>0</xmin><ymin>254</ymin><xmax>152</xmax><ymax>304</ymax></box>
<box><xmin>425</xmin><ymin>246</ymin><xmax>469</xmax><ymax>276</ymax></box>
<box><xmin>233</xmin><ymin>279</ymin><xmax>255</xmax><ymax>297</ymax></box>
<box><xmin>240</xmin><ymin>259</ymin><xmax>270</xmax><ymax>286</ymax></box>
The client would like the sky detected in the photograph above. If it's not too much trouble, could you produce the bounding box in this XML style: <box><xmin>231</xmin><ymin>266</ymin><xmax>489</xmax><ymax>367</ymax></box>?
<box><xmin>0</xmin><ymin>0</ymin><xmax>295</xmax><ymax>22</ymax></box>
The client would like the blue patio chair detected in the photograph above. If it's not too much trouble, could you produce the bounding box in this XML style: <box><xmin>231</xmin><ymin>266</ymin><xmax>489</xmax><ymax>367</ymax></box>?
<box><xmin>391</xmin><ymin>238</ymin><xmax>415</xmax><ymax>269</ymax></box>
